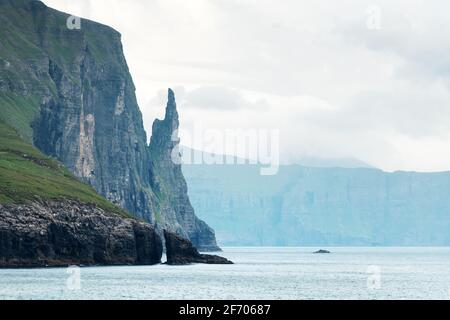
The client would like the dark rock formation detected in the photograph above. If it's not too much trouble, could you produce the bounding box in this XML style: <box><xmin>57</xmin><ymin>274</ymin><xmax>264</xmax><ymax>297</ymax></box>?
<box><xmin>164</xmin><ymin>230</ymin><xmax>233</xmax><ymax>265</ymax></box>
<box><xmin>313</xmin><ymin>250</ymin><xmax>331</xmax><ymax>254</ymax></box>
<box><xmin>0</xmin><ymin>0</ymin><xmax>219</xmax><ymax>251</ymax></box>
<box><xmin>0</xmin><ymin>200</ymin><xmax>163</xmax><ymax>268</ymax></box>
<box><xmin>150</xmin><ymin>90</ymin><xmax>220</xmax><ymax>251</ymax></box>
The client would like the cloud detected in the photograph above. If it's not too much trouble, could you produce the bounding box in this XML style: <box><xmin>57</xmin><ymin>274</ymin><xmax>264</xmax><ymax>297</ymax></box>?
<box><xmin>43</xmin><ymin>0</ymin><xmax>450</xmax><ymax>172</ymax></box>
<box><xmin>143</xmin><ymin>85</ymin><xmax>268</xmax><ymax>113</ymax></box>
<box><xmin>336</xmin><ymin>0</ymin><xmax>450</xmax><ymax>83</ymax></box>
<box><xmin>303</xmin><ymin>85</ymin><xmax>450</xmax><ymax>138</ymax></box>
<box><xmin>180</xmin><ymin>86</ymin><xmax>269</xmax><ymax>111</ymax></box>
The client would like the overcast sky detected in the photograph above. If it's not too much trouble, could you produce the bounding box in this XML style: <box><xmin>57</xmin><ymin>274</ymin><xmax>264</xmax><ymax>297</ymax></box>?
<box><xmin>44</xmin><ymin>0</ymin><xmax>450</xmax><ymax>172</ymax></box>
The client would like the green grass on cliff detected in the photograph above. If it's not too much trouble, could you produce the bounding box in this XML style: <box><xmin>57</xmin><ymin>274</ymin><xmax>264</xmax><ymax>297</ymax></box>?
<box><xmin>0</xmin><ymin>0</ymin><xmax>125</xmax><ymax>142</ymax></box>
<box><xmin>0</xmin><ymin>93</ymin><xmax>40</xmax><ymax>143</ymax></box>
<box><xmin>0</xmin><ymin>121</ymin><xmax>131</xmax><ymax>218</ymax></box>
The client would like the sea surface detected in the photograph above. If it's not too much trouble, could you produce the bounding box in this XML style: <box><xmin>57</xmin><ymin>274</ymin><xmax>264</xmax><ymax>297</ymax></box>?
<box><xmin>1</xmin><ymin>247</ymin><xmax>449</xmax><ymax>300</ymax></box>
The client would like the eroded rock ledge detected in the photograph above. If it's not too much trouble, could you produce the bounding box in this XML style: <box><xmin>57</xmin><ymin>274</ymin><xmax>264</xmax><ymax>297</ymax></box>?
<box><xmin>164</xmin><ymin>230</ymin><xmax>233</xmax><ymax>265</ymax></box>
<box><xmin>0</xmin><ymin>200</ymin><xmax>163</xmax><ymax>268</ymax></box>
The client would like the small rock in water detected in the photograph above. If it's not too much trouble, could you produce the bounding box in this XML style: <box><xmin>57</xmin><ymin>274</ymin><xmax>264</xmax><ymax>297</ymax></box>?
<box><xmin>313</xmin><ymin>249</ymin><xmax>331</xmax><ymax>254</ymax></box>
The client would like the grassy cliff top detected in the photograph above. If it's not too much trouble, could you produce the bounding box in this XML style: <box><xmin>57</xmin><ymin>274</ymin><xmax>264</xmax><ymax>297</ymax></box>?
<box><xmin>0</xmin><ymin>0</ymin><xmax>130</xmax><ymax>142</ymax></box>
<box><xmin>0</xmin><ymin>121</ymin><xmax>131</xmax><ymax>218</ymax></box>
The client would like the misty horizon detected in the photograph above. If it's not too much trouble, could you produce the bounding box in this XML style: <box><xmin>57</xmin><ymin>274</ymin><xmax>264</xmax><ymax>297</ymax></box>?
<box><xmin>44</xmin><ymin>0</ymin><xmax>450</xmax><ymax>173</ymax></box>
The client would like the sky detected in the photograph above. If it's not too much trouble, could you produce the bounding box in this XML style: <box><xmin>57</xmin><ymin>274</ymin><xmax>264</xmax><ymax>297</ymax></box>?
<box><xmin>43</xmin><ymin>0</ymin><xmax>450</xmax><ymax>172</ymax></box>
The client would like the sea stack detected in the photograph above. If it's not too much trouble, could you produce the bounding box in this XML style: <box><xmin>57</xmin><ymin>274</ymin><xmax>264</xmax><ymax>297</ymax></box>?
<box><xmin>164</xmin><ymin>230</ymin><xmax>233</xmax><ymax>265</ymax></box>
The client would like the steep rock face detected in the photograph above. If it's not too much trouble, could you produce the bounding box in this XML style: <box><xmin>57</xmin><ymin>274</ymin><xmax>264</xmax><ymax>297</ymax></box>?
<box><xmin>0</xmin><ymin>200</ymin><xmax>162</xmax><ymax>268</ymax></box>
<box><xmin>0</xmin><ymin>0</ymin><xmax>218</xmax><ymax>250</ymax></box>
<box><xmin>163</xmin><ymin>230</ymin><xmax>232</xmax><ymax>265</ymax></box>
<box><xmin>150</xmin><ymin>90</ymin><xmax>220</xmax><ymax>251</ymax></box>
<box><xmin>184</xmin><ymin>164</ymin><xmax>450</xmax><ymax>246</ymax></box>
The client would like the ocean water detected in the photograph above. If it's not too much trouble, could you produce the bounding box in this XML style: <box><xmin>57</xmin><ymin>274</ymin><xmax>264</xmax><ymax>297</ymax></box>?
<box><xmin>1</xmin><ymin>247</ymin><xmax>449</xmax><ymax>300</ymax></box>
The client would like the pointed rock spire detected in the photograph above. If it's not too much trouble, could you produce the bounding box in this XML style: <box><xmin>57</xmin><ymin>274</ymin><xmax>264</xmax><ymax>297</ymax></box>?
<box><xmin>168</xmin><ymin>88</ymin><xmax>175</xmax><ymax>104</ymax></box>
<box><xmin>165</xmin><ymin>88</ymin><xmax>179</xmax><ymax>127</ymax></box>
<box><xmin>150</xmin><ymin>88</ymin><xmax>180</xmax><ymax>151</ymax></box>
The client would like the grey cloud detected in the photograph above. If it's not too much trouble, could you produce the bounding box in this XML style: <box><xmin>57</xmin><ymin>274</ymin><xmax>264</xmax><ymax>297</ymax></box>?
<box><xmin>302</xmin><ymin>87</ymin><xmax>450</xmax><ymax>139</ymax></box>
<box><xmin>179</xmin><ymin>86</ymin><xmax>269</xmax><ymax>111</ymax></box>
<box><xmin>44</xmin><ymin>0</ymin><xmax>450</xmax><ymax>171</ymax></box>
<box><xmin>145</xmin><ymin>86</ymin><xmax>268</xmax><ymax>111</ymax></box>
<box><xmin>336</xmin><ymin>0</ymin><xmax>450</xmax><ymax>82</ymax></box>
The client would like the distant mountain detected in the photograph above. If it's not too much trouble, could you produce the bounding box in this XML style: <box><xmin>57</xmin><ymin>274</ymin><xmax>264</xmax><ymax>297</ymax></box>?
<box><xmin>286</xmin><ymin>155</ymin><xmax>375</xmax><ymax>169</ymax></box>
<box><xmin>180</xmin><ymin>146</ymin><xmax>250</xmax><ymax>165</ymax></box>
<box><xmin>183</xmin><ymin>151</ymin><xmax>450</xmax><ymax>246</ymax></box>
<box><xmin>180</xmin><ymin>147</ymin><xmax>375</xmax><ymax>169</ymax></box>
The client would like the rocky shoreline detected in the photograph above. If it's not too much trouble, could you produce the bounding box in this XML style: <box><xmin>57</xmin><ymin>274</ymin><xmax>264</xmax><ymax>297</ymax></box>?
<box><xmin>164</xmin><ymin>230</ymin><xmax>233</xmax><ymax>265</ymax></box>
<box><xmin>0</xmin><ymin>200</ymin><xmax>234</xmax><ymax>268</ymax></box>
<box><xmin>0</xmin><ymin>200</ymin><xmax>163</xmax><ymax>268</ymax></box>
